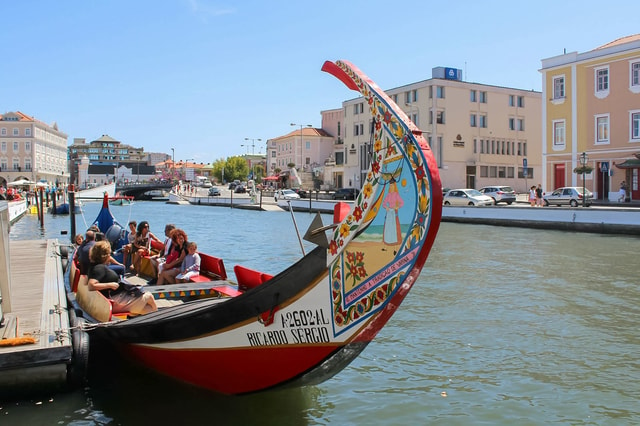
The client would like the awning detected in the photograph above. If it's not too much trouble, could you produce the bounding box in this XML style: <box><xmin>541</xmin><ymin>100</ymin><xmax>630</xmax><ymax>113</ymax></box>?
<box><xmin>7</xmin><ymin>179</ymin><xmax>36</xmax><ymax>186</ymax></box>
<box><xmin>615</xmin><ymin>159</ymin><xmax>640</xmax><ymax>169</ymax></box>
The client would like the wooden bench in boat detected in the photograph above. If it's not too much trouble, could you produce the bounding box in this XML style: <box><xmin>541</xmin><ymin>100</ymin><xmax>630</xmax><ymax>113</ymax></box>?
<box><xmin>188</xmin><ymin>253</ymin><xmax>228</xmax><ymax>283</ymax></box>
<box><xmin>233</xmin><ymin>264</ymin><xmax>274</xmax><ymax>292</ymax></box>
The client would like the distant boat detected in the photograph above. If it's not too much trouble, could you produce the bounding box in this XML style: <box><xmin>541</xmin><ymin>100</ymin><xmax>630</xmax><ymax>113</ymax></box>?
<box><xmin>76</xmin><ymin>182</ymin><xmax>116</xmax><ymax>200</ymax></box>
<box><xmin>109</xmin><ymin>194</ymin><xmax>134</xmax><ymax>206</ymax></box>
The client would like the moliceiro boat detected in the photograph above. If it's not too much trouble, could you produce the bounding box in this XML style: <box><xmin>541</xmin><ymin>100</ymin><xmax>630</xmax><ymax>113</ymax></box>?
<box><xmin>64</xmin><ymin>60</ymin><xmax>442</xmax><ymax>394</ymax></box>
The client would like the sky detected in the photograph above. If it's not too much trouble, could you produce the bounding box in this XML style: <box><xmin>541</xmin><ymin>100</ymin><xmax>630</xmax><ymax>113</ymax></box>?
<box><xmin>1</xmin><ymin>1</ymin><xmax>638</xmax><ymax>164</ymax></box>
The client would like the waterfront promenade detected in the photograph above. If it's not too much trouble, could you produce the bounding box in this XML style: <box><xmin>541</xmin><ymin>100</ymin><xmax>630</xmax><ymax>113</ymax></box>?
<box><xmin>177</xmin><ymin>186</ymin><xmax>640</xmax><ymax>236</ymax></box>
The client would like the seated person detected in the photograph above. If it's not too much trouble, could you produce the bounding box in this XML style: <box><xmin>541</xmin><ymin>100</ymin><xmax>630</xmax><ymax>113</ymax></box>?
<box><xmin>122</xmin><ymin>221</ymin><xmax>137</xmax><ymax>267</ymax></box>
<box><xmin>130</xmin><ymin>221</ymin><xmax>161</xmax><ymax>274</ymax></box>
<box><xmin>176</xmin><ymin>242</ymin><xmax>200</xmax><ymax>282</ymax></box>
<box><xmin>73</xmin><ymin>234</ymin><xmax>84</xmax><ymax>248</ymax></box>
<box><xmin>156</xmin><ymin>228</ymin><xmax>188</xmax><ymax>285</ymax></box>
<box><xmin>87</xmin><ymin>240</ymin><xmax>157</xmax><ymax>315</ymax></box>
<box><xmin>75</xmin><ymin>230</ymin><xmax>96</xmax><ymax>275</ymax></box>
<box><xmin>148</xmin><ymin>223</ymin><xmax>176</xmax><ymax>283</ymax></box>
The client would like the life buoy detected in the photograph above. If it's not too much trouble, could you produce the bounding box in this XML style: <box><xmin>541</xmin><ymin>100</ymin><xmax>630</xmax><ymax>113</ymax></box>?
<box><xmin>67</xmin><ymin>310</ymin><xmax>90</xmax><ymax>388</ymax></box>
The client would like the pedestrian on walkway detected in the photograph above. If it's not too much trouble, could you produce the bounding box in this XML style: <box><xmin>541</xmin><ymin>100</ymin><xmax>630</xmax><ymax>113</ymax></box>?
<box><xmin>536</xmin><ymin>184</ymin><xmax>544</xmax><ymax>207</ymax></box>
<box><xmin>529</xmin><ymin>186</ymin><xmax>536</xmax><ymax>207</ymax></box>
<box><xmin>618</xmin><ymin>181</ymin><xmax>627</xmax><ymax>202</ymax></box>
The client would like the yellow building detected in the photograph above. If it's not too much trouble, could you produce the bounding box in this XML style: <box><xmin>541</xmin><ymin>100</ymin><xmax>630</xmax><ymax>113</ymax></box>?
<box><xmin>540</xmin><ymin>34</ymin><xmax>640</xmax><ymax>201</ymax></box>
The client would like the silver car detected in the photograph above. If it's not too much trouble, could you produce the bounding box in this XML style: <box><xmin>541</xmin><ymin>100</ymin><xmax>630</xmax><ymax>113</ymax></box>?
<box><xmin>543</xmin><ymin>187</ymin><xmax>593</xmax><ymax>207</ymax></box>
<box><xmin>443</xmin><ymin>189</ymin><xmax>494</xmax><ymax>206</ymax></box>
<box><xmin>479</xmin><ymin>185</ymin><xmax>516</xmax><ymax>205</ymax></box>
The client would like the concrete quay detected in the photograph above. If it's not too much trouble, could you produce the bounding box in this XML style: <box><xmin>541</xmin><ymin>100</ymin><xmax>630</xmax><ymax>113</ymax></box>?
<box><xmin>173</xmin><ymin>187</ymin><xmax>640</xmax><ymax>235</ymax></box>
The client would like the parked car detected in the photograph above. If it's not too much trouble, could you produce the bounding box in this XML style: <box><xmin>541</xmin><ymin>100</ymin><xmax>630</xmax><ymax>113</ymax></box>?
<box><xmin>443</xmin><ymin>189</ymin><xmax>494</xmax><ymax>206</ymax></box>
<box><xmin>275</xmin><ymin>189</ymin><xmax>301</xmax><ymax>201</ymax></box>
<box><xmin>208</xmin><ymin>187</ymin><xmax>221</xmax><ymax>196</ymax></box>
<box><xmin>479</xmin><ymin>185</ymin><xmax>517</xmax><ymax>205</ymax></box>
<box><xmin>543</xmin><ymin>187</ymin><xmax>593</xmax><ymax>207</ymax></box>
<box><xmin>291</xmin><ymin>188</ymin><xmax>308</xmax><ymax>198</ymax></box>
<box><xmin>333</xmin><ymin>188</ymin><xmax>360</xmax><ymax>200</ymax></box>
<box><xmin>234</xmin><ymin>185</ymin><xmax>246</xmax><ymax>194</ymax></box>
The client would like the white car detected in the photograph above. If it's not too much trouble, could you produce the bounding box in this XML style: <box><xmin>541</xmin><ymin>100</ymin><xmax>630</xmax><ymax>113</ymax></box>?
<box><xmin>443</xmin><ymin>189</ymin><xmax>494</xmax><ymax>206</ymax></box>
<box><xmin>274</xmin><ymin>189</ymin><xmax>301</xmax><ymax>201</ymax></box>
<box><xmin>543</xmin><ymin>187</ymin><xmax>593</xmax><ymax>207</ymax></box>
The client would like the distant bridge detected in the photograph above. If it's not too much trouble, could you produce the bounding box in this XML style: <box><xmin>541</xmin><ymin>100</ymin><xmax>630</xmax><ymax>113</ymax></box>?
<box><xmin>115</xmin><ymin>182</ymin><xmax>174</xmax><ymax>200</ymax></box>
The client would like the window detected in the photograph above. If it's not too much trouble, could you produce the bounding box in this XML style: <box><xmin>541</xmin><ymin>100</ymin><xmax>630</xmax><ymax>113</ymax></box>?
<box><xmin>553</xmin><ymin>76</ymin><xmax>565</xmax><ymax>99</ymax></box>
<box><xmin>335</xmin><ymin>151</ymin><xmax>344</xmax><ymax>165</ymax></box>
<box><xmin>518</xmin><ymin>96</ymin><xmax>524</xmax><ymax>108</ymax></box>
<box><xmin>498</xmin><ymin>166</ymin><xmax>506</xmax><ymax>178</ymax></box>
<box><xmin>353</xmin><ymin>103</ymin><xmax>364</xmax><ymax>114</ymax></box>
<box><xmin>0</xmin><ymin>128</ymin><xmax>5</xmax><ymax>136</ymax></box>
<box><xmin>489</xmin><ymin>166</ymin><xmax>497</xmax><ymax>178</ymax></box>
<box><xmin>25</xmin><ymin>141</ymin><xmax>31</xmax><ymax>151</ymax></box>
<box><xmin>436</xmin><ymin>86</ymin><xmax>445</xmax><ymax>98</ymax></box>
<box><xmin>595</xmin><ymin>66</ymin><xmax>609</xmax><ymax>98</ymax></box>
<box><xmin>631</xmin><ymin>111</ymin><xmax>640</xmax><ymax>141</ymax></box>
<box><xmin>13</xmin><ymin>141</ymin><xmax>18</xmax><ymax>152</ymax></box>
<box><xmin>354</xmin><ymin>123</ymin><xmax>364</xmax><ymax>136</ymax></box>
<box><xmin>509</xmin><ymin>95</ymin><xmax>515</xmax><ymax>107</ymax></box>
<box><xmin>507</xmin><ymin>167</ymin><xmax>515</xmax><ymax>178</ymax></box>
<box><xmin>479</xmin><ymin>115</ymin><xmax>487</xmax><ymax>128</ymax></box>
<box><xmin>518</xmin><ymin>168</ymin><xmax>534</xmax><ymax>178</ymax></box>
<box><xmin>480</xmin><ymin>166</ymin><xmax>488</xmax><ymax>177</ymax></box>
<box><xmin>13</xmin><ymin>158</ymin><xmax>20</xmax><ymax>171</ymax></box>
<box><xmin>595</xmin><ymin>114</ymin><xmax>609</xmax><ymax>143</ymax></box>
<box><xmin>470</xmin><ymin>114</ymin><xmax>477</xmax><ymax>127</ymax></box>
<box><xmin>25</xmin><ymin>159</ymin><xmax>31</xmax><ymax>171</ymax></box>
<box><xmin>553</xmin><ymin>120</ymin><xmax>566</xmax><ymax>146</ymax></box>
<box><xmin>1</xmin><ymin>141</ymin><xmax>5</xmax><ymax>152</ymax></box>
<box><xmin>392</xmin><ymin>94</ymin><xmax>398</xmax><ymax>104</ymax></box>
<box><xmin>479</xmin><ymin>91</ymin><xmax>487</xmax><ymax>103</ymax></box>
<box><xmin>25</xmin><ymin>128</ymin><xmax>31</xmax><ymax>136</ymax></box>
<box><xmin>305</xmin><ymin>141</ymin><xmax>311</xmax><ymax>149</ymax></box>
<box><xmin>509</xmin><ymin>118</ymin><xmax>515</xmax><ymax>130</ymax></box>
<box><xmin>405</xmin><ymin>91</ymin><xmax>411</xmax><ymax>104</ymax></box>
<box><xmin>470</xmin><ymin>90</ymin><xmax>477</xmax><ymax>102</ymax></box>
<box><xmin>13</xmin><ymin>128</ymin><xmax>18</xmax><ymax>136</ymax></box>
<box><xmin>630</xmin><ymin>61</ymin><xmax>640</xmax><ymax>93</ymax></box>
<box><xmin>436</xmin><ymin>111</ymin><xmax>445</xmax><ymax>124</ymax></box>
<box><xmin>517</xmin><ymin>119</ymin><xmax>525</xmax><ymax>131</ymax></box>
<box><xmin>412</xmin><ymin>89</ymin><xmax>418</xmax><ymax>102</ymax></box>
<box><xmin>473</xmin><ymin>138</ymin><xmax>477</xmax><ymax>153</ymax></box>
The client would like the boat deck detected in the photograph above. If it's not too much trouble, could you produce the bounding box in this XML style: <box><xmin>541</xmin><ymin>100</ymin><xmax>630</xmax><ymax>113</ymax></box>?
<box><xmin>0</xmin><ymin>239</ymin><xmax>72</xmax><ymax>389</ymax></box>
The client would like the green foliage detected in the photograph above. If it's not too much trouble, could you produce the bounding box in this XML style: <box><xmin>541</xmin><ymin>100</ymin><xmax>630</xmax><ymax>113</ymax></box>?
<box><xmin>211</xmin><ymin>156</ymin><xmax>249</xmax><ymax>183</ymax></box>
<box><xmin>287</xmin><ymin>162</ymin><xmax>296</xmax><ymax>168</ymax></box>
<box><xmin>573</xmin><ymin>165</ymin><xmax>594</xmax><ymax>175</ymax></box>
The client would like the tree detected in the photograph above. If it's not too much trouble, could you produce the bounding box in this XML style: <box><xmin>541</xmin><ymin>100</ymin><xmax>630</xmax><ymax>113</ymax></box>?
<box><xmin>210</xmin><ymin>156</ymin><xmax>250</xmax><ymax>183</ymax></box>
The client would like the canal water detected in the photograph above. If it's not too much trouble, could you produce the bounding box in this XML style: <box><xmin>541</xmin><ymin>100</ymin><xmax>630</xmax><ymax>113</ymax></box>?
<box><xmin>3</xmin><ymin>202</ymin><xmax>640</xmax><ymax>425</ymax></box>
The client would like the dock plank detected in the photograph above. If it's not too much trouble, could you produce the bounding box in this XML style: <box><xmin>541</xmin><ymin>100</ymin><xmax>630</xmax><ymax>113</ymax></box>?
<box><xmin>0</xmin><ymin>240</ymin><xmax>71</xmax><ymax>368</ymax></box>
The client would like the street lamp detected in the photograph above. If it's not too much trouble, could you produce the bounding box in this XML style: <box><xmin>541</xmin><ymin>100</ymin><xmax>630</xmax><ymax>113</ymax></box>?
<box><xmin>290</xmin><ymin>123</ymin><xmax>312</xmax><ymax>170</ymax></box>
<box><xmin>171</xmin><ymin>148</ymin><xmax>175</xmax><ymax>180</ymax></box>
<box><xmin>244</xmin><ymin>137</ymin><xmax>261</xmax><ymax>155</ymax></box>
<box><xmin>580</xmin><ymin>152</ymin><xmax>588</xmax><ymax>207</ymax></box>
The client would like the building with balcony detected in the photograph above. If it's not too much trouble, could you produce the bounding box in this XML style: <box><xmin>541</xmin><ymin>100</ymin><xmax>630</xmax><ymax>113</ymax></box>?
<box><xmin>340</xmin><ymin>67</ymin><xmax>542</xmax><ymax>193</ymax></box>
<box><xmin>540</xmin><ymin>34</ymin><xmax>640</xmax><ymax>201</ymax></box>
<box><xmin>0</xmin><ymin>111</ymin><xmax>68</xmax><ymax>187</ymax></box>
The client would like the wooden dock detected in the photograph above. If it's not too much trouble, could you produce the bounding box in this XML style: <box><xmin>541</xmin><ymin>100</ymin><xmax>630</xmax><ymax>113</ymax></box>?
<box><xmin>0</xmin><ymin>239</ymin><xmax>73</xmax><ymax>393</ymax></box>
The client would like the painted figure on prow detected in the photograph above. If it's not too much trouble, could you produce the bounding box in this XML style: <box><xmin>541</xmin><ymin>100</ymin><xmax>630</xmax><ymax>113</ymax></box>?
<box><xmin>382</xmin><ymin>171</ymin><xmax>403</xmax><ymax>246</ymax></box>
